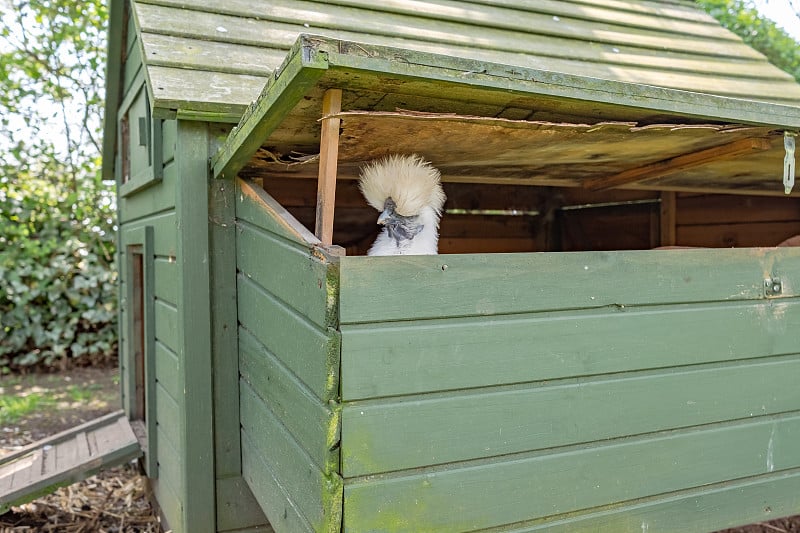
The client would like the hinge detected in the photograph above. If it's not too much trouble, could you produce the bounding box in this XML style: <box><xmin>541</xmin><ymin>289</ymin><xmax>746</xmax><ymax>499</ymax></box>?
<box><xmin>784</xmin><ymin>131</ymin><xmax>796</xmax><ymax>194</ymax></box>
<box><xmin>765</xmin><ymin>277</ymin><xmax>783</xmax><ymax>297</ymax></box>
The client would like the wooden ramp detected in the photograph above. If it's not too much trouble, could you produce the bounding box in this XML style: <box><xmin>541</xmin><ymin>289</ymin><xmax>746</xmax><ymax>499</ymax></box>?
<box><xmin>0</xmin><ymin>410</ymin><xmax>142</xmax><ymax>513</ymax></box>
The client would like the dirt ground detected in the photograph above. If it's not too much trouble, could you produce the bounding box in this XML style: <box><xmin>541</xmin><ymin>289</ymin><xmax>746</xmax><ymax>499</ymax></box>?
<box><xmin>0</xmin><ymin>366</ymin><xmax>799</xmax><ymax>532</ymax></box>
<box><xmin>0</xmin><ymin>366</ymin><xmax>163</xmax><ymax>532</ymax></box>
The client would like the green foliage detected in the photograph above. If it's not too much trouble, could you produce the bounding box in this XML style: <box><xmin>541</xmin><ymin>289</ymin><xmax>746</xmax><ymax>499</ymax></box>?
<box><xmin>697</xmin><ymin>0</ymin><xmax>800</xmax><ymax>82</ymax></box>
<box><xmin>0</xmin><ymin>172</ymin><xmax>117</xmax><ymax>370</ymax></box>
<box><xmin>0</xmin><ymin>0</ymin><xmax>115</xmax><ymax>371</ymax></box>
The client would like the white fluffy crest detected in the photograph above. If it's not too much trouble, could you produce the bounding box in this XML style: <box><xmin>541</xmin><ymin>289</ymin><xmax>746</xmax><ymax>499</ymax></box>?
<box><xmin>358</xmin><ymin>154</ymin><xmax>446</xmax><ymax>216</ymax></box>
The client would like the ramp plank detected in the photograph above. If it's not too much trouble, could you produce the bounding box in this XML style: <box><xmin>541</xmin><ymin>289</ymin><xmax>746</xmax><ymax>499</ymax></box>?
<box><xmin>0</xmin><ymin>410</ymin><xmax>141</xmax><ymax>513</ymax></box>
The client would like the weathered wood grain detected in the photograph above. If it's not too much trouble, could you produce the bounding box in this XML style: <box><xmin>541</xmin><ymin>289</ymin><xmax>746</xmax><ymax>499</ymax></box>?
<box><xmin>239</xmin><ymin>328</ymin><xmax>340</xmax><ymax>473</ymax></box>
<box><xmin>340</xmin><ymin>299</ymin><xmax>800</xmax><ymax>399</ymax></box>
<box><xmin>240</xmin><ymin>382</ymin><xmax>343</xmax><ymax>533</ymax></box>
<box><xmin>342</xmin><ymin>413</ymin><xmax>800</xmax><ymax>532</ymax></box>
<box><xmin>342</xmin><ymin>355</ymin><xmax>800</xmax><ymax>476</ymax></box>
<box><xmin>0</xmin><ymin>412</ymin><xmax>141</xmax><ymax>514</ymax></box>
<box><xmin>237</xmin><ymin>276</ymin><xmax>340</xmax><ymax>401</ymax></box>
<box><xmin>236</xmin><ymin>221</ymin><xmax>333</xmax><ymax>328</ymax></box>
<box><xmin>467</xmin><ymin>468</ymin><xmax>800</xmax><ymax>532</ymax></box>
<box><xmin>339</xmin><ymin>247</ymin><xmax>800</xmax><ymax>323</ymax></box>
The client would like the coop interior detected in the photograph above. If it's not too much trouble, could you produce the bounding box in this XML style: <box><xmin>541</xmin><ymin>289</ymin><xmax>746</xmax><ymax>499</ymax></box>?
<box><xmin>235</xmin><ymin>84</ymin><xmax>800</xmax><ymax>255</ymax></box>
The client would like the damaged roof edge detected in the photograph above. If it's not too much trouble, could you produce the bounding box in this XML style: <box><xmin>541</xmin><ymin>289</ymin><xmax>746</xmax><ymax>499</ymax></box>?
<box><xmin>212</xmin><ymin>36</ymin><xmax>331</xmax><ymax>180</ymax></box>
<box><xmin>211</xmin><ymin>34</ymin><xmax>800</xmax><ymax>183</ymax></box>
<box><xmin>310</xmin><ymin>36</ymin><xmax>800</xmax><ymax>128</ymax></box>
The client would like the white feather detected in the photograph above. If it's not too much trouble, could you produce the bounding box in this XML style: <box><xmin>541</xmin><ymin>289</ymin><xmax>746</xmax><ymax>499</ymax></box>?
<box><xmin>359</xmin><ymin>154</ymin><xmax>446</xmax><ymax>216</ymax></box>
<box><xmin>359</xmin><ymin>155</ymin><xmax>446</xmax><ymax>256</ymax></box>
<box><xmin>367</xmin><ymin>206</ymin><xmax>441</xmax><ymax>256</ymax></box>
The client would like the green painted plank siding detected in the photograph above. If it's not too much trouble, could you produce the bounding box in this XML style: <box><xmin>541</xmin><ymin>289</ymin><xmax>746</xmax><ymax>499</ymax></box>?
<box><xmin>153</xmin><ymin>299</ymin><xmax>178</xmax><ymax>353</ymax></box>
<box><xmin>154</xmin><ymin>340</ymin><xmax>180</xmax><ymax>400</ymax></box>
<box><xmin>240</xmin><ymin>382</ymin><xmax>343</xmax><ymax>533</ymax></box>
<box><xmin>339</xmin><ymin>248</ymin><xmax>800</xmax><ymax>323</ymax></box>
<box><xmin>237</xmin><ymin>279</ymin><xmax>339</xmax><ymax>402</ymax></box>
<box><xmin>343</xmin><ymin>414</ymin><xmax>800</xmax><ymax>532</ymax></box>
<box><xmin>514</xmin><ymin>469</ymin><xmax>800</xmax><ymax>532</ymax></box>
<box><xmin>151</xmin><ymin>472</ymin><xmax>183</xmax><ymax>533</ymax></box>
<box><xmin>155</xmin><ymin>383</ymin><xmax>183</xmax><ymax>458</ymax></box>
<box><xmin>342</xmin><ymin>355</ymin><xmax>800</xmax><ymax>477</ymax></box>
<box><xmin>153</xmin><ymin>257</ymin><xmax>177</xmax><ymax>306</ymax></box>
<box><xmin>340</xmin><ymin>300</ymin><xmax>800</xmax><ymax>399</ymax></box>
<box><xmin>236</xmin><ymin>223</ymin><xmax>333</xmax><ymax>328</ymax></box>
<box><xmin>156</xmin><ymin>424</ymin><xmax>184</xmax><ymax>498</ymax></box>
<box><xmin>337</xmin><ymin>247</ymin><xmax>800</xmax><ymax>531</ymax></box>
<box><xmin>239</xmin><ymin>329</ymin><xmax>340</xmax><ymax>474</ymax></box>
<box><xmin>118</xmin><ymin>212</ymin><xmax>177</xmax><ymax>257</ymax></box>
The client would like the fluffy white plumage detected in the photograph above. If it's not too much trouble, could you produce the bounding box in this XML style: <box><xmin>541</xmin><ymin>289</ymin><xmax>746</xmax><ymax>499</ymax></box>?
<box><xmin>359</xmin><ymin>154</ymin><xmax>446</xmax><ymax>256</ymax></box>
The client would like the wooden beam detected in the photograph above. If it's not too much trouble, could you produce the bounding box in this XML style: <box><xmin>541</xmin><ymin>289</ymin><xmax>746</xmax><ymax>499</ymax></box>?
<box><xmin>585</xmin><ymin>137</ymin><xmax>773</xmax><ymax>191</ymax></box>
<box><xmin>315</xmin><ymin>88</ymin><xmax>343</xmax><ymax>246</ymax></box>
<box><xmin>660</xmin><ymin>191</ymin><xmax>677</xmax><ymax>246</ymax></box>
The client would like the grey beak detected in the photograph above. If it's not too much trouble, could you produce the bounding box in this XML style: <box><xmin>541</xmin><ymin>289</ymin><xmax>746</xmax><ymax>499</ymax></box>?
<box><xmin>377</xmin><ymin>198</ymin><xmax>397</xmax><ymax>225</ymax></box>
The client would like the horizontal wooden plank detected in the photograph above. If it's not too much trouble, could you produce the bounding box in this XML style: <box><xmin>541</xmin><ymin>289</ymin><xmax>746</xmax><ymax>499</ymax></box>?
<box><xmin>119</xmin><ymin>160</ymin><xmax>176</xmax><ymax>224</ymax></box>
<box><xmin>676</xmin><ymin>194</ymin><xmax>800</xmax><ymax>225</ymax></box>
<box><xmin>156</xmin><ymin>425</ymin><xmax>184</xmax><ymax>497</ymax></box>
<box><xmin>153</xmin><ymin>256</ymin><xmax>177</xmax><ymax>305</ymax></box>
<box><xmin>236</xmin><ymin>222</ymin><xmax>333</xmax><ymax>329</ymax></box>
<box><xmin>339</xmin><ymin>247</ymin><xmax>800</xmax><ymax>323</ymax></box>
<box><xmin>138</xmin><ymin>0</ymin><xmax>762</xmax><ymax>61</ymax></box>
<box><xmin>154</xmin><ymin>298</ymin><xmax>179</xmax><ymax>353</ymax></box>
<box><xmin>242</xmin><ymin>430</ymin><xmax>315</xmax><ymax>533</ymax></box>
<box><xmin>147</xmin><ymin>65</ymin><xmax>265</xmax><ymax>119</ymax></box>
<box><xmin>154</xmin><ymin>340</ymin><xmax>180</xmax><ymax>401</ymax></box>
<box><xmin>505</xmin><ymin>468</ymin><xmax>800</xmax><ymax>532</ymax></box>
<box><xmin>677</xmin><ymin>221</ymin><xmax>800</xmax><ymax>248</ymax></box>
<box><xmin>342</xmin><ymin>355</ymin><xmax>800</xmax><ymax>477</ymax></box>
<box><xmin>341</xmin><ymin>299</ymin><xmax>800</xmax><ymax>399</ymax></box>
<box><xmin>237</xmin><ymin>275</ymin><xmax>340</xmax><ymax>401</ymax></box>
<box><xmin>155</xmin><ymin>382</ymin><xmax>181</xmax><ymax>454</ymax></box>
<box><xmin>239</xmin><ymin>328</ymin><xmax>340</xmax><ymax>473</ymax></box>
<box><xmin>343</xmin><ymin>413</ymin><xmax>800</xmax><ymax>532</ymax></box>
<box><xmin>240</xmin><ymin>382</ymin><xmax>343</xmax><ymax>533</ymax></box>
<box><xmin>141</xmin><ymin>32</ymin><xmax>286</xmax><ymax>77</ymax></box>
<box><xmin>0</xmin><ymin>412</ymin><xmax>141</xmax><ymax>514</ymax></box>
<box><xmin>151</xmin><ymin>469</ymin><xmax>183</xmax><ymax>532</ymax></box>
<box><xmin>119</xmin><ymin>211</ymin><xmax>177</xmax><ymax>258</ymax></box>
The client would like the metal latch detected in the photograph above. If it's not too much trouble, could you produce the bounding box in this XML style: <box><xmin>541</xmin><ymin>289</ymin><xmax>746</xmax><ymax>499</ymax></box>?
<box><xmin>765</xmin><ymin>277</ymin><xmax>783</xmax><ymax>297</ymax></box>
<box><xmin>784</xmin><ymin>132</ymin><xmax>796</xmax><ymax>195</ymax></box>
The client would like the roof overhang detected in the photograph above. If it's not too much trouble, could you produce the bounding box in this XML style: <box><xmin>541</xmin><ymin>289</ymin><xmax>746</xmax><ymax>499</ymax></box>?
<box><xmin>212</xmin><ymin>35</ymin><xmax>800</xmax><ymax>198</ymax></box>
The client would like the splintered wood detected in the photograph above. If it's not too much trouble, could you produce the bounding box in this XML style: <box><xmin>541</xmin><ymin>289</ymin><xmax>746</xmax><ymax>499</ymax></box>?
<box><xmin>241</xmin><ymin>109</ymin><xmax>793</xmax><ymax>197</ymax></box>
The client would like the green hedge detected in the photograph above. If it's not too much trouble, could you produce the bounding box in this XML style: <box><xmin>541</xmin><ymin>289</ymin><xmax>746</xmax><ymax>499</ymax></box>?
<box><xmin>0</xmin><ymin>173</ymin><xmax>116</xmax><ymax>372</ymax></box>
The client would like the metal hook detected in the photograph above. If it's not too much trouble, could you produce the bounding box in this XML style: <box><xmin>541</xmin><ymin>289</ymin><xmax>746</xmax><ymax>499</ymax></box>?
<box><xmin>784</xmin><ymin>131</ymin><xmax>797</xmax><ymax>195</ymax></box>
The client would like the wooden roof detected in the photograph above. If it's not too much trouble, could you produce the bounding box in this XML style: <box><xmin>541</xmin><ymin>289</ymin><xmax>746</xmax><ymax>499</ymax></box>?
<box><xmin>127</xmin><ymin>0</ymin><xmax>800</xmax><ymax>121</ymax></box>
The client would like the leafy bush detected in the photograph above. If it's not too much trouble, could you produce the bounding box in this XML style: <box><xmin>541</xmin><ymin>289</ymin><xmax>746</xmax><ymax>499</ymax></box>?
<box><xmin>0</xmin><ymin>171</ymin><xmax>117</xmax><ymax>372</ymax></box>
<box><xmin>0</xmin><ymin>0</ymin><xmax>112</xmax><ymax>372</ymax></box>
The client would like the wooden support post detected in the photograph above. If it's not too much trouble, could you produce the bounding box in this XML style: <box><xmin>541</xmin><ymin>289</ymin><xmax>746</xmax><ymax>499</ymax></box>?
<box><xmin>585</xmin><ymin>137</ymin><xmax>772</xmax><ymax>191</ymax></box>
<box><xmin>315</xmin><ymin>89</ymin><xmax>342</xmax><ymax>246</ymax></box>
<box><xmin>660</xmin><ymin>191</ymin><xmax>677</xmax><ymax>246</ymax></box>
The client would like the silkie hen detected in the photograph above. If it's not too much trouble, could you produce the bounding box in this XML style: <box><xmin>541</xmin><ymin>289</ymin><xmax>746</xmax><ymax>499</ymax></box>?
<box><xmin>359</xmin><ymin>154</ymin><xmax>446</xmax><ymax>256</ymax></box>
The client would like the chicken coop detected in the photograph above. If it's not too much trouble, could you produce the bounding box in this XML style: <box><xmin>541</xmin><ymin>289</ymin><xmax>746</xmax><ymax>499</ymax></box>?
<box><xmin>101</xmin><ymin>1</ymin><xmax>800</xmax><ymax>532</ymax></box>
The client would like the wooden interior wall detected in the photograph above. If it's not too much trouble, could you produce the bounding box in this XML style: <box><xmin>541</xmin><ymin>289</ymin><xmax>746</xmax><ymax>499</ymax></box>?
<box><xmin>258</xmin><ymin>178</ymin><xmax>800</xmax><ymax>254</ymax></box>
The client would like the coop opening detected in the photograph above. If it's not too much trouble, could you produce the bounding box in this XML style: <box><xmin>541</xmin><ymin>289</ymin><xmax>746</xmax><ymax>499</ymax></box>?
<box><xmin>127</xmin><ymin>247</ymin><xmax>148</xmax><ymax>450</ymax></box>
<box><xmin>234</xmin><ymin>105</ymin><xmax>799</xmax><ymax>255</ymax></box>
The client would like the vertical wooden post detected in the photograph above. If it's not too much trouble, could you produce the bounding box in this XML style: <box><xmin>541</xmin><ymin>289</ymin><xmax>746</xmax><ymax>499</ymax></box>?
<box><xmin>315</xmin><ymin>89</ymin><xmax>342</xmax><ymax>246</ymax></box>
<box><xmin>660</xmin><ymin>191</ymin><xmax>677</xmax><ymax>246</ymax></box>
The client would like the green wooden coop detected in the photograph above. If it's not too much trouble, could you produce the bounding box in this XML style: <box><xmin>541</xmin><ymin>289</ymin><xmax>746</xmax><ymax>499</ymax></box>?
<box><xmin>103</xmin><ymin>1</ymin><xmax>800</xmax><ymax>532</ymax></box>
